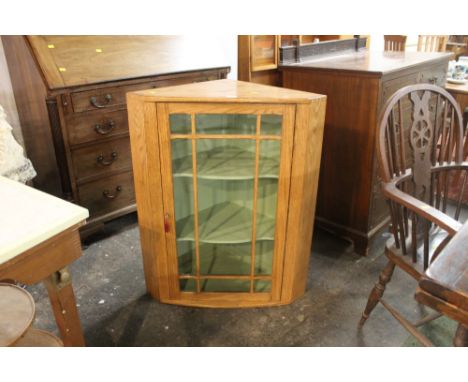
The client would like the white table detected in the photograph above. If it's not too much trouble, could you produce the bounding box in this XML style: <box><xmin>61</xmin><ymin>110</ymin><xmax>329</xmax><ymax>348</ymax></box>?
<box><xmin>0</xmin><ymin>176</ymin><xmax>89</xmax><ymax>346</ymax></box>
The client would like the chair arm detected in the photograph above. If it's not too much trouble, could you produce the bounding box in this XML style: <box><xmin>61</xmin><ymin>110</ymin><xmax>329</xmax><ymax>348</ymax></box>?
<box><xmin>382</xmin><ymin>183</ymin><xmax>463</xmax><ymax>236</ymax></box>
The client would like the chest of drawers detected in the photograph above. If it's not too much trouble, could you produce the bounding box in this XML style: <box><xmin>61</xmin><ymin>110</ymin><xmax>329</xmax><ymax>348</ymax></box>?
<box><xmin>3</xmin><ymin>36</ymin><xmax>230</xmax><ymax>233</ymax></box>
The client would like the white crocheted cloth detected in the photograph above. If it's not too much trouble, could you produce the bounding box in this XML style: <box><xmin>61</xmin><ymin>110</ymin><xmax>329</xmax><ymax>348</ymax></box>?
<box><xmin>0</xmin><ymin>105</ymin><xmax>36</xmax><ymax>183</ymax></box>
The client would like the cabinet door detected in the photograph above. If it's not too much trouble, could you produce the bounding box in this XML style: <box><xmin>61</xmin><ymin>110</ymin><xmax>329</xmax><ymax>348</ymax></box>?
<box><xmin>157</xmin><ymin>103</ymin><xmax>295</xmax><ymax>303</ymax></box>
<box><xmin>250</xmin><ymin>36</ymin><xmax>279</xmax><ymax>72</ymax></box>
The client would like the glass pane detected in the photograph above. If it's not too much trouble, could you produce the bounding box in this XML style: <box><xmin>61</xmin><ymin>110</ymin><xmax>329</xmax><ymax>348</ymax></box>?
<box><xmin>196</xmin><ymin>137</ymin><xmax>255</xmax><ymax>279</ymax></box>
<box><xmin>259</xmin><ymin>141</ymin><xmax>280</xmax><ymax>178</ymax></box>
<box><xmin>197</xmin><ymin>177</ymin><xmax>254</xmax><ymax>243</ymax></box>
<box><xmin>196</xmin><ymin>114</ymin><xmax>256</xmax><ymax>135</ymax></box>
<box><xmin>201</xmin><ymin>279</ymin><xmax>250</xmax><ymax>292</ymax></box>
<box><xmin>251</xmin><ymin>35</ymin><xmax>276</xmax><ymax>69</ymax></box>
<box><xmin>254</xmin><ymin>280</ymin><xmax>271</xmax><ymax>292</ymax></box>
<box><xmin>255</xmin><ymin>140</ymin><xmax>280</xmax><ymax>276</ymax></box>
<box><xmin>179</xmin><ymin>279</ymin><xmax>196</xmax><ymax>292</ymax></box>
<box><xmin>261</xmin><ymin>115</ymin><xmax>282</xmax><ymax>136</ymax></box>
<box><xmin>255</xmin><ymin>241</ymin><xmax>274</xmax><ymax>275</ymax></box>
<box><xmin>172</xmin><ymin>139</ymin><xmax>192</xmax><ymax>176</ymax></box>
<box><xmin>199</xmin><ymin>243</ymin><xmax>251</xmax><ymax>275</ymax></box>
<box><xmin>177</xmin><ymin>241</ymin><xmax>196</xmax><ymax>275</ymax></box>
<box><xmin>197</xmin><ymin>139</ymin><xmax>256</xmax><ymax>179</ymax></box>
<box><xmin>172</xmin><ymin>139</ymin><xmax>195</xmax><ymax>275</ymax></box>
<box><xmin>170</xmin><ymin>111</ymin><xmax>283</xmax><ymax>294</ymax></box>
<box><xmin>170</xmin><ymin>114</ymin><xmax>191</xmax><ymax>134</ymax></box>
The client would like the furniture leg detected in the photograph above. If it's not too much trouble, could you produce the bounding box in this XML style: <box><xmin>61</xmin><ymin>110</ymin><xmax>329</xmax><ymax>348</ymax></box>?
<box><xmin>453</xmin><ymin>324</ymin><xmax>468</xmax><ymax>347</ymax></box>
<box><xmin>359</xmin><ymin>260</ymin><xmax>396</xmax><ymax>326</ymax></box>
<box><xmin>43</xmin><ymin>267</ymin><xmax>85</xmax><ymax>346</ymax></box>
<box><xmin>353</xmin><ymin>235</ymin><xmax>370</xmax><ymax>257</ymax></box>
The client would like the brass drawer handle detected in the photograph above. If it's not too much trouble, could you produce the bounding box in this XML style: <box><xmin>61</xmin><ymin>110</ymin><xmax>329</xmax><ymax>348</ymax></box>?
<box><xmin>90</xmin><ymin>94</ymin><xmax>112</xmax><ymax>108</ymax></box>
<box><xmin>428</xmin><ymin>76</ymin><xmax>439</xmax><ymax>84</ymax></box>
<box><xmin>97</xmin><ymin>151</ymin><xmax>118</xmax><ymax>166</ymax></box>
<box><xmin>94</xmin><ymin>120</ymin><xmax>116</xmax><ymax>135</ymax></box>
<box><xmin>102</xmin><ymin>185</ymin><xmax>122</xmax><ymax>200</ymax></box>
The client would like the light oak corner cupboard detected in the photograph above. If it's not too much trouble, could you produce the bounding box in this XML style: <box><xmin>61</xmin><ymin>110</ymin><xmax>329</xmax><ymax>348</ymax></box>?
<box><xmin>127</xmin><ymin>79</ymin><xmax>326</xmax><ymax>308</ymax></box>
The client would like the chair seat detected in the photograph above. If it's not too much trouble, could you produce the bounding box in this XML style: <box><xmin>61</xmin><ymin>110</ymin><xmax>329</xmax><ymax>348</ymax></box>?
<box><xmin>385</xmin><ymin>226</ymin><xmax>450</xmax><ymax>280</ymax></box>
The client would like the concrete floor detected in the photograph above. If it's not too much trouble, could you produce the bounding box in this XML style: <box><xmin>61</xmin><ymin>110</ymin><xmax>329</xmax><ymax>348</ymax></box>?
<box><xmin>28</xmin><ymin>213</ymin><xmax>456</xmax><ymax>346</ymax></box>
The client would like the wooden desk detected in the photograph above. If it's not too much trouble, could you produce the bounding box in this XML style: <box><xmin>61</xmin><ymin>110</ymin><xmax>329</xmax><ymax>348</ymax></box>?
<box><xmin>281</xmin><ymin>51</ymin><xmax>452</xmax><ymax>255</ymax></box>
<box><xmin>0</xmin><ymin>176</ymin><xmax>89</xmax><ymax>346</ymax></box>
<box><xmin>2</xmin><ymin>36</ymin><xmax>230</xmax><ymax>234</ymax></box>
<box><xmin>416</xmin><ymin>220</ymin><xmax>468</xmax><ymax>346</ymax></box>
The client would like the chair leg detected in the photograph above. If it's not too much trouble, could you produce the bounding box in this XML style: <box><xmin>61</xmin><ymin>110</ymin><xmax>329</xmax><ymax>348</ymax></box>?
<box><xmin>453</xmin><ymin>324</ymin><xmax>468</xmax><ymax>347</ymax></box>
<box><xmin>359</xmin><ymin>260</ymin><xmax>396</xmax><ymax>326</ymax></box>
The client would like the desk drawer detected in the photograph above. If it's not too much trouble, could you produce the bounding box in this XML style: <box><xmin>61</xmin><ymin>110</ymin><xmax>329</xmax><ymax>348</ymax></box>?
<box><xmin>70</xmin><ymin>74</ymin><xmax>221</xmax><ymax>113</ymax></box>
<box><xmin>72</xmin><ymin>137</ymin><xmax>132</xmax><ymax>181</ymax></box>
<box><xmin>78</xmin><ymin>171</ymin><xmax>135</xmax><ymax>218</ymax></box>
<box><xmin>71</xmin><ymin>83</ymin><xmax>148</xmax><ymax>113</ymax></box>
<box><xmin>67</xmin><ymin>109</ymin><xmax>129</xmax><ymax>145</ymax></box>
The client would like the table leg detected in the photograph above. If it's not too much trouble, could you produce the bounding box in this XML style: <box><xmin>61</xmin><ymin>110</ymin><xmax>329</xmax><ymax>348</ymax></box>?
<box><xmin>44</xmin><ymin>267</ymin><xmax>85</xmax><ymax>347</ymax></box>
<box><xmin>453</xmin><ymin>324</ymin><xmax>468</xmax><ymax>347</ymax></box>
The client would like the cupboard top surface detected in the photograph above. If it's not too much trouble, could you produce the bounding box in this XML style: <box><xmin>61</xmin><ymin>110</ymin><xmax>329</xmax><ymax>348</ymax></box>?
<box><xmin>279</xmin><ymin>50</ymin><xmax>452</xmax><ymax>75</ymax></box>
<box><xmin>129</xmin><ymin>79</ymin><xmax>325</xmax><ymax>104</ymax></box>
<box><xmin>27</xmin><ymin>35</ymin><xmax>230</xmax><ymax>89</ymax></box>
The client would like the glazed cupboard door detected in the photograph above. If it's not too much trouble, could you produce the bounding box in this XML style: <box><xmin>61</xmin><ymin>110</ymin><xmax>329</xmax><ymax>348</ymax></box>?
<box><xmin>157</xmin><ymin>103</ymin><xmax>294</xmax><ymax>305</ymax></box>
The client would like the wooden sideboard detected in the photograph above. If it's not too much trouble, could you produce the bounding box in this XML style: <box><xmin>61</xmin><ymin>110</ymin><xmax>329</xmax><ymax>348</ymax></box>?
<box><xmin>2</xmin><ymin>36</ymin><xmax>230</xmax><ymax>233</ymax></box>
<box><xmin>281</xmin><ymin>50</ymin><xmax>452</xmax><ymax>255</ymax></box>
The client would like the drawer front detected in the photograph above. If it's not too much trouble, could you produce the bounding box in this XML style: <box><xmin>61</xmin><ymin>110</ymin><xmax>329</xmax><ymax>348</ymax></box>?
<box><xmin>71</xmin><ymin>74</ymin><xmax>222</xmax><ymax>113</ymax></box>
<box><xmin>78</xmin><ymin>171</ymin><xmax>135</xmax><ymax>218</ymax></box>
<box><xmin>72</xmin><ymin>137</ymin><xmax>132</xmax><ymax>181</ymax></box>
<box><xmin>71</xmin><ymin>83</ymin><xmax>150</xmax><ymax>113</ymax></box>
<box><xmin>67</xmin><ymin>109</ymin><xmax>129</xmax><ymax>145</ymax></box>
<box><xmin>418</xmin><ymin>64</ymin><xmax>447</xmax><ymax>87</ymax></box>
<box><xmin>381</xmin><ymin>72</ymin><xmax>419</xmax><ymax>106</ymax></box>
<box><xmin>380</xmin><ymin>63</ymin><xmax>447</xmax><ymax>108</ymax></box>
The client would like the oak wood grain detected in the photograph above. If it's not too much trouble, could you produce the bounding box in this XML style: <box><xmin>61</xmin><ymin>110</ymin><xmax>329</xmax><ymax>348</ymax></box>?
<box><xmin>281</xmin><ymin>99</ymin><xmax>326</xmax><ymax>302</ymax></box>
<box><xmin>128</xmin><ymin>80</ymin><xmax>326</xmax><ymax>307</ymax></box>
<box><xmin>132</xmin><ymin>79</ymin><xmax>323</xmax><ymax>104</ymax></box>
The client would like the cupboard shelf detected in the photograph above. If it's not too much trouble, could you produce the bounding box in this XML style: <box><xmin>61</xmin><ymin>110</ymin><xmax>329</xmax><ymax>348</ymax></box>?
<box><xmin>176</xmin><ymin>201</ymin><xmax>275</xmax><ymax>244</ymax></box>
<box><xmin>172</xmin><ymin>143</ymin><xmax>280</xmax><ymax>180</ymax></box>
